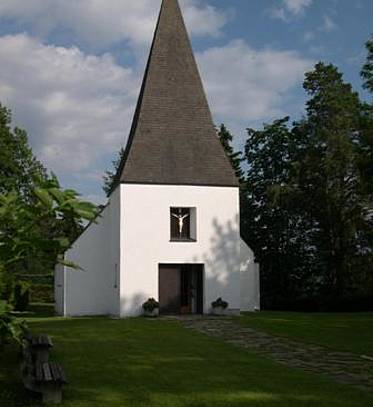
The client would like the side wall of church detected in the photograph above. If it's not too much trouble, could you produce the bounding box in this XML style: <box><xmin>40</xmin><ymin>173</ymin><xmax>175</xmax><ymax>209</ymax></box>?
<box><xmin>119</xmin><ymin>184</ymin><xmax>243</xmax><ymax>317</ymax></box>
<box><xmin>240</xmin><ymin>239</ymin><xmax>260</xmax><ymax>312</ymax></box>
<box><xmin>56</xmin><ymin>187</ymin><xmax>121</xmax><ymax>316</ymax></box>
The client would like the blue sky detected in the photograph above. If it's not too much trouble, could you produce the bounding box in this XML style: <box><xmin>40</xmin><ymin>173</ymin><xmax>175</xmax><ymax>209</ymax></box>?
<box><xmin>0</xmin><ymin>0</ymin><xmax>371</xmax><ymax>204</ymax></box>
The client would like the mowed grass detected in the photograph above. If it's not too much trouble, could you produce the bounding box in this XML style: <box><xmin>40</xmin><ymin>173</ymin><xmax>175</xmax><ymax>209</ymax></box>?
<box><xmin>1</xmin><ymin>307</ymin><xmax>373</xmax><ymax>407</ymax></box>
<box><xmin>238</xmin><ymin>312</ymin><xmax>373</xmax><ymax>356</ymax></box>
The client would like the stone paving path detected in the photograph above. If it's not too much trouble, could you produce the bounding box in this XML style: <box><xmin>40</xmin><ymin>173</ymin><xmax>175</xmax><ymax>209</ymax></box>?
<box><xmin>177</xmin><ymin>316</ymin><xmax>373</xmax><ymax>391</ymax></box>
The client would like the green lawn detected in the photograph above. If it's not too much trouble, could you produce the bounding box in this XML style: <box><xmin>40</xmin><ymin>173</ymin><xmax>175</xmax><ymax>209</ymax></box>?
<box><xmin>1</xmin><ymin>307</ymin><xmax>372</xmax><ymax>407</ymax></box>
<box><xmin>238</xmin><ymin>312</ymin><xmax>373</xmax><ymax>356</ymax></box>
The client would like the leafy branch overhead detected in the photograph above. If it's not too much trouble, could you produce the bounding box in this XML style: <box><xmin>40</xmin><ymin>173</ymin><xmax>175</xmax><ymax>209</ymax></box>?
<box><xmin>0</xmin><ymin>176</ymin><xmax>98</xmax><ymax>272</ymax></box>
<box><xmin>0</xmin><ymin>105</ymin><xmax>98</xmax><ymax>343</ymax></box>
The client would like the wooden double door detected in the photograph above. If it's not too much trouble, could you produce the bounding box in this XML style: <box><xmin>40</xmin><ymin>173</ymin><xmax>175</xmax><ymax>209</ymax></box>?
<box><xmin>159</xmin><ymin>264</ymin><xmax>204</xmax><ymax>315</ymax></box>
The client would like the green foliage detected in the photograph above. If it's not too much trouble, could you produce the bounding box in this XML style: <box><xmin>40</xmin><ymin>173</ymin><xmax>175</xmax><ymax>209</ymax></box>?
<box><xmin>13</xmin><ymin>281</ymin><xmax>31</xmax><ymax>312</ymax></box>
<box><xmin>295</xmin><ymin>63</ymin><xmax>371</xmax><ymax>297</ymax></box>
<box><xmin>0</xmin><ymin>102</ymin><xmax>91</xmax><ymax>283</ymax></box>
<box><xmin>361</xmin><ymin>38</ymin><xmax>373</xmax><ymax>93</ymax></box>
<box><xmin>218</xmin><ymin>124</ymin><xmax>244</xmax><ymax>182</ymax></box>
<box><xmin>0</xmin><ymin>104</ymin><xmax>47</xmax><ymax>200</ymax></box>
<box><xmin>0</xmin><ymin>176</ymin><xmax>98</xmax><ymax>287</ymax></box>
<box><xmin>0</xmin><ymin>178</ymin><xmax>97</xmax><ymax>341</ymax></box>
<box><xmin>103</xmin><ymin>147</ymin><xmax>125</xmax><ymax>197</ymax></box>
<box><xmin>0</xmin><ymin>300</ymin><xmax>10</xmax><ymax>314</ymax></box>
<box><xmin>30</xmin><ymin>284</ymin><xmax>54</xmax><ymax>304</ymax></box>
<box><xmin>242</xmin><ymin>118</ymin><xmax>317</xmax><ymax>306</ymax></box>
<box><xmin>211</xmin><ymin>297</ymin><xmax>228</xmax><ymax>309</ymax></box>
<box><xmin>0</xmin><ymin>102</ymin><xmax>98</xmax><ymax>343</ymax></box>
<box><xmin>142</xmin><ymin>298</ymin><xmax>159</xmax><ymax>312</ymax></box>
<box><xmin>0</xmin><ymin>301</ymin><xmax>27</xmax><ymax>345</ymax></box>
<box><xmin>240</xmin><ymin>62</ymin><xmax>373</xmax><ymax>308</ymax></box>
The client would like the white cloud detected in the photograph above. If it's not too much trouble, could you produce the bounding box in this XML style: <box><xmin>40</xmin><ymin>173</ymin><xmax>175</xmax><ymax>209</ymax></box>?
<box><xmin>283</xmin><ymin>0</ymin><xmax>313</xmax><ymax>15</ymax></box>
<box><xmin>320</xmin><ymin>15</ymin><xmax>338</xmax><ymax>32</ymax></box>
<box><xmin>182</xmin><ymin>0</ymin><xmax>232</xmax><ymax>38</ymax></box>
<box><xmin>303</xmin><ymin>31</ymin><xmax>316</xmax><ymax>42</ymax></box>
<box><xmin>0</xmin><ymin>34</ymin><xmax>139</xmax><ymax>176</ymax></box>
<box><xmin>309</xmin><ymin>45</ymin><xmax>326</xmax><ymax>55</ymax></box>
<box><xmin>0</xmin><ymin>0</ymin><xmax>229</xmax><ymax>49</ymax></box>
<box><xmin>197</xmin><ymin>40</ymin><xmax>313</xmax><ymax>122</ymax></box>
<box><xmin>0</xmin><ymin>33</ymin><xmax>313</xmax><ymax>198</ymax></box>
<box><xmin>304</xmin><ymin>14</ymin><xmax>338</xmax><ymax>45</ymax></box>
<box><xmin>269</xmin><ymin>0</ymin><xmax>313</xmax><ymax>21</ymax></box>
<box><xmin>268</xmin><ymin>7</ymin><xmax>288</xmax><ymax>22</ymax></box>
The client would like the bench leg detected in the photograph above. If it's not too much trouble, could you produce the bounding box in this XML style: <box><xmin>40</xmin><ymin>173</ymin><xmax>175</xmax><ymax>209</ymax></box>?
<box><xmin>42</xmin><ymin>384</ymin><xmax>62</xmax><ymax>404</ymax></box>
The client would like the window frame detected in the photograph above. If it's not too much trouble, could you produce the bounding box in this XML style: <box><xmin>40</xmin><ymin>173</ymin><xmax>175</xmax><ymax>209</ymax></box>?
<box><xmin>170</xmin><ymin>207</ymin><xmax>197</xmax><ymax>242</ymax></box>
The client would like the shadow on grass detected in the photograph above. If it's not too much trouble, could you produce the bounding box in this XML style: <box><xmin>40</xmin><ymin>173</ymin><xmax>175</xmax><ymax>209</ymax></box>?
<box><xmin>2</xmin><ymin>316</ymin><xmax>373</xmax><ymax>407</ymax></box>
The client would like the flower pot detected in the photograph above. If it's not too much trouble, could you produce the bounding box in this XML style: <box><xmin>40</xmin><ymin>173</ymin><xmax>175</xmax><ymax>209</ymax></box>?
<box><xmin>143</xmin><ymin>308</ymin><xmax>159</xmax><ymax>318</ymax></box>
<box><xmin>211</xmin><ymin>306</ymin><xmax>227</xmax><ymax>316</ymax></box>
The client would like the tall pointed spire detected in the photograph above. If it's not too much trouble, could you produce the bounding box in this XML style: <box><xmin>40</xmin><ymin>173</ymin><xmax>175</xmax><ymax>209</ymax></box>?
<box><xmin>118</xmin><ymin>0</ymin><xmax>238</xmax><ymax>187</ymax></box>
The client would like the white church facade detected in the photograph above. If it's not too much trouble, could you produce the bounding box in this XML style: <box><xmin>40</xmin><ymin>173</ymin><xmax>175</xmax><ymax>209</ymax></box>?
<box><xmin>55</xmin><ymin>0</ymin><xmax>260</xmax><ymax>318</ymax></box>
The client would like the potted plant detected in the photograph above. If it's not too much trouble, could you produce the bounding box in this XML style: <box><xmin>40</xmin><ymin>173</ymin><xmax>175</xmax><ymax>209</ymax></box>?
<box><xmin>142</xmin><ymin>298</ymin><xmax>159</xmax><ymax>317</ymax></box>
<box><xmin>211</xmin><ymin>297</ymin><xmax>228</xmax><ymax>315</ymax></box>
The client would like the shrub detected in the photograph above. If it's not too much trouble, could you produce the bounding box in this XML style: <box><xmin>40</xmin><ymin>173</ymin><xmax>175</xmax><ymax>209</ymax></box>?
<box><xmin>0</xmin><ymin>300</ymin><xmax>27</xmax><ymax>345</ymax></box>
<box><xmin>30</xmin><ymin>284</ymin><xmax>54</xmax><ymax>303</ymax></box>
<box><xmin>13</xmin><ymin>281</ymin><xmax>31</xmax><ymax>312</ymax></box>
<box><xmin>142</xmin><ymin>298</ymin><xmax>159</xmax><ymax>313</ymax></box>
<box><xmin>211</xmin><ymin>297</ymin><xmax>228</xmax><ymax>309</ymax></box>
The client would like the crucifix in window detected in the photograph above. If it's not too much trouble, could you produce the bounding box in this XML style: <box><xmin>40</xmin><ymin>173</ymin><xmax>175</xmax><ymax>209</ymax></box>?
<box><xmin>172</xmin><ymin>209</ymin><xmax>189</xmax><ymax>236</ymax></box>
<box><xmin>170</xmin><ymin>208</ymin><xmax>191</xmax><ymax>240</ymax></box>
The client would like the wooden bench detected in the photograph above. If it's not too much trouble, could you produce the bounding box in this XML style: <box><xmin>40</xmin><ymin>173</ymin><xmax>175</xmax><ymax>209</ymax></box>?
<box><xmin>27</xmin><ymin>334</ymin><xmax>53</xmax><ymax>363</ymax></box>
<box><xmin>34</xmin><ymin>361</ymin><xmax>67</xmax><ymax>403</ymax></box>
<box><xmin>21</xmin><ymin>333</ymin><xmax>66</xmax><ymax>404</ymax></box>
<box><xmin>22</xmin><ymin>360</ymin><xmax>67</xmax><ymax>404</ymax></box>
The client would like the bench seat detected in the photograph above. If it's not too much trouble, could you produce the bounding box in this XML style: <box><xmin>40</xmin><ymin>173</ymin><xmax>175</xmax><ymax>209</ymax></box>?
<box><xmin>23</xmin><ymin>361</ymin><xmax>67</xmax><ymax>404</ymax></box>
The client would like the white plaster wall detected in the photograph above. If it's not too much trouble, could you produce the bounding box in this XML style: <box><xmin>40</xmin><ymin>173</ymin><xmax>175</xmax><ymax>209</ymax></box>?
<box><xmin>119</xmin><ymin>184</ymin><xmax>242</xmax><ymax>317</ymax></box>
<box><xmin>240</xmin><ymin>239</ymin><xmax>260</xmax><ymax>312</ymax></box>
<box><xmin>54</xmin><ymin>263</ymin><xmax>65</xmax><ymax>316</ymax></box>
<box><xmin>61</xmin><ymin>187</ymin><xmax>121</xmax><ymax>316</ymax></box>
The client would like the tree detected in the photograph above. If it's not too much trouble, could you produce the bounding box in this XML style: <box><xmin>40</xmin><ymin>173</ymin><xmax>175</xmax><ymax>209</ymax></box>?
<box><xmin>359</xmin><ymin>37</ymin><xmax>373</xmax><ymax>196</ymax></box>
<box><xmin>218</xmin><ymin>124</ymin><xmax>244</xmax><ymax>182</ymax></box>
<box><xmin>361</xmin><ymin>38</ymin><xmax>373</xmax><ymax>93</ymax></box>
<box><xmin>292</xmin><ymin>62</ymin><xmax>371</xmax><ymax>298</ymax></box>
<box><xmin>242</xmin><ymin>118</ymin><xmax>317</xmax><ymax>308</ymax></box>
<box><xmin>0</xmin><ymin>103</ymin><xmax>98</xmax><ymax>344</ymax></box>
<box><xmin>0</xmin><ymin>104</ymin><xmax>85</xmax><ymax>276</ymax></box>
<box><xmin>239</xmin><ymin>62</ymin><xmax>373</xmax><ymax>309</ymax></box>
<box><xmin>103</xmin><ymin>147</ymin><xmax>125</xmax><ymax>197</ymax></box>
<box><xmin>0</xmin><ymin>104</ymin><xmax>46</xmax><ymax>199</ymax></box>
<box><xmin>358</xmin><ymin>40</ymin><xmax>373</xmax><ymax>296</ymax></box>
<box><xmin>0</xmin><ymin>177</ymin><xmax>98</xmax><ymax>344</ymax></box>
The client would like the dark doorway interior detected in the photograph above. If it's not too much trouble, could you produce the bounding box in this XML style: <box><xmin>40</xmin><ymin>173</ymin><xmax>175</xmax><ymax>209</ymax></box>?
<box><xmin>159</xmin><ymin>264</ymin><xmax>203</xmax><ymax>315</ymax></box>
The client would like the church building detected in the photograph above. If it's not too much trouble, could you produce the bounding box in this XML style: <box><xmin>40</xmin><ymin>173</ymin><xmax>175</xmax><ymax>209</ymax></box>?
<box><xmin>55</xmin><ymin>0</ymin><xmax>260</xmax><ymax>317</ymax></box>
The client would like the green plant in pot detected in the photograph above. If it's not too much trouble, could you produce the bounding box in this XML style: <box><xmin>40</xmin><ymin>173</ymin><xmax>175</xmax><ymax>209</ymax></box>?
<box><xmin>211</xmin><ymin>297</ymin><xmax>228</xmax><ymax>315</ymax></box>
<box><xmin>142</xmin><ymin>298</ymin><xmax>159</xmax><ymax>317</ymax></box>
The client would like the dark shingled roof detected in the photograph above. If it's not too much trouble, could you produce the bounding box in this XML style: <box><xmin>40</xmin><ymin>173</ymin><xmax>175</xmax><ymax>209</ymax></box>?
<box><xmin>117</xmin><ymin>0</ymin><xmax>238</xmax><ymax>187</ymax></box>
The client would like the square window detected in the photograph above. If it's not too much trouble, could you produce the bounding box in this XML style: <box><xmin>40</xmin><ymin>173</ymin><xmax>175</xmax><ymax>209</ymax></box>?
<box><xmin>170</xmin><ymin>207</ymin><xmax>196</xmax><ymax>241</ymax></box>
